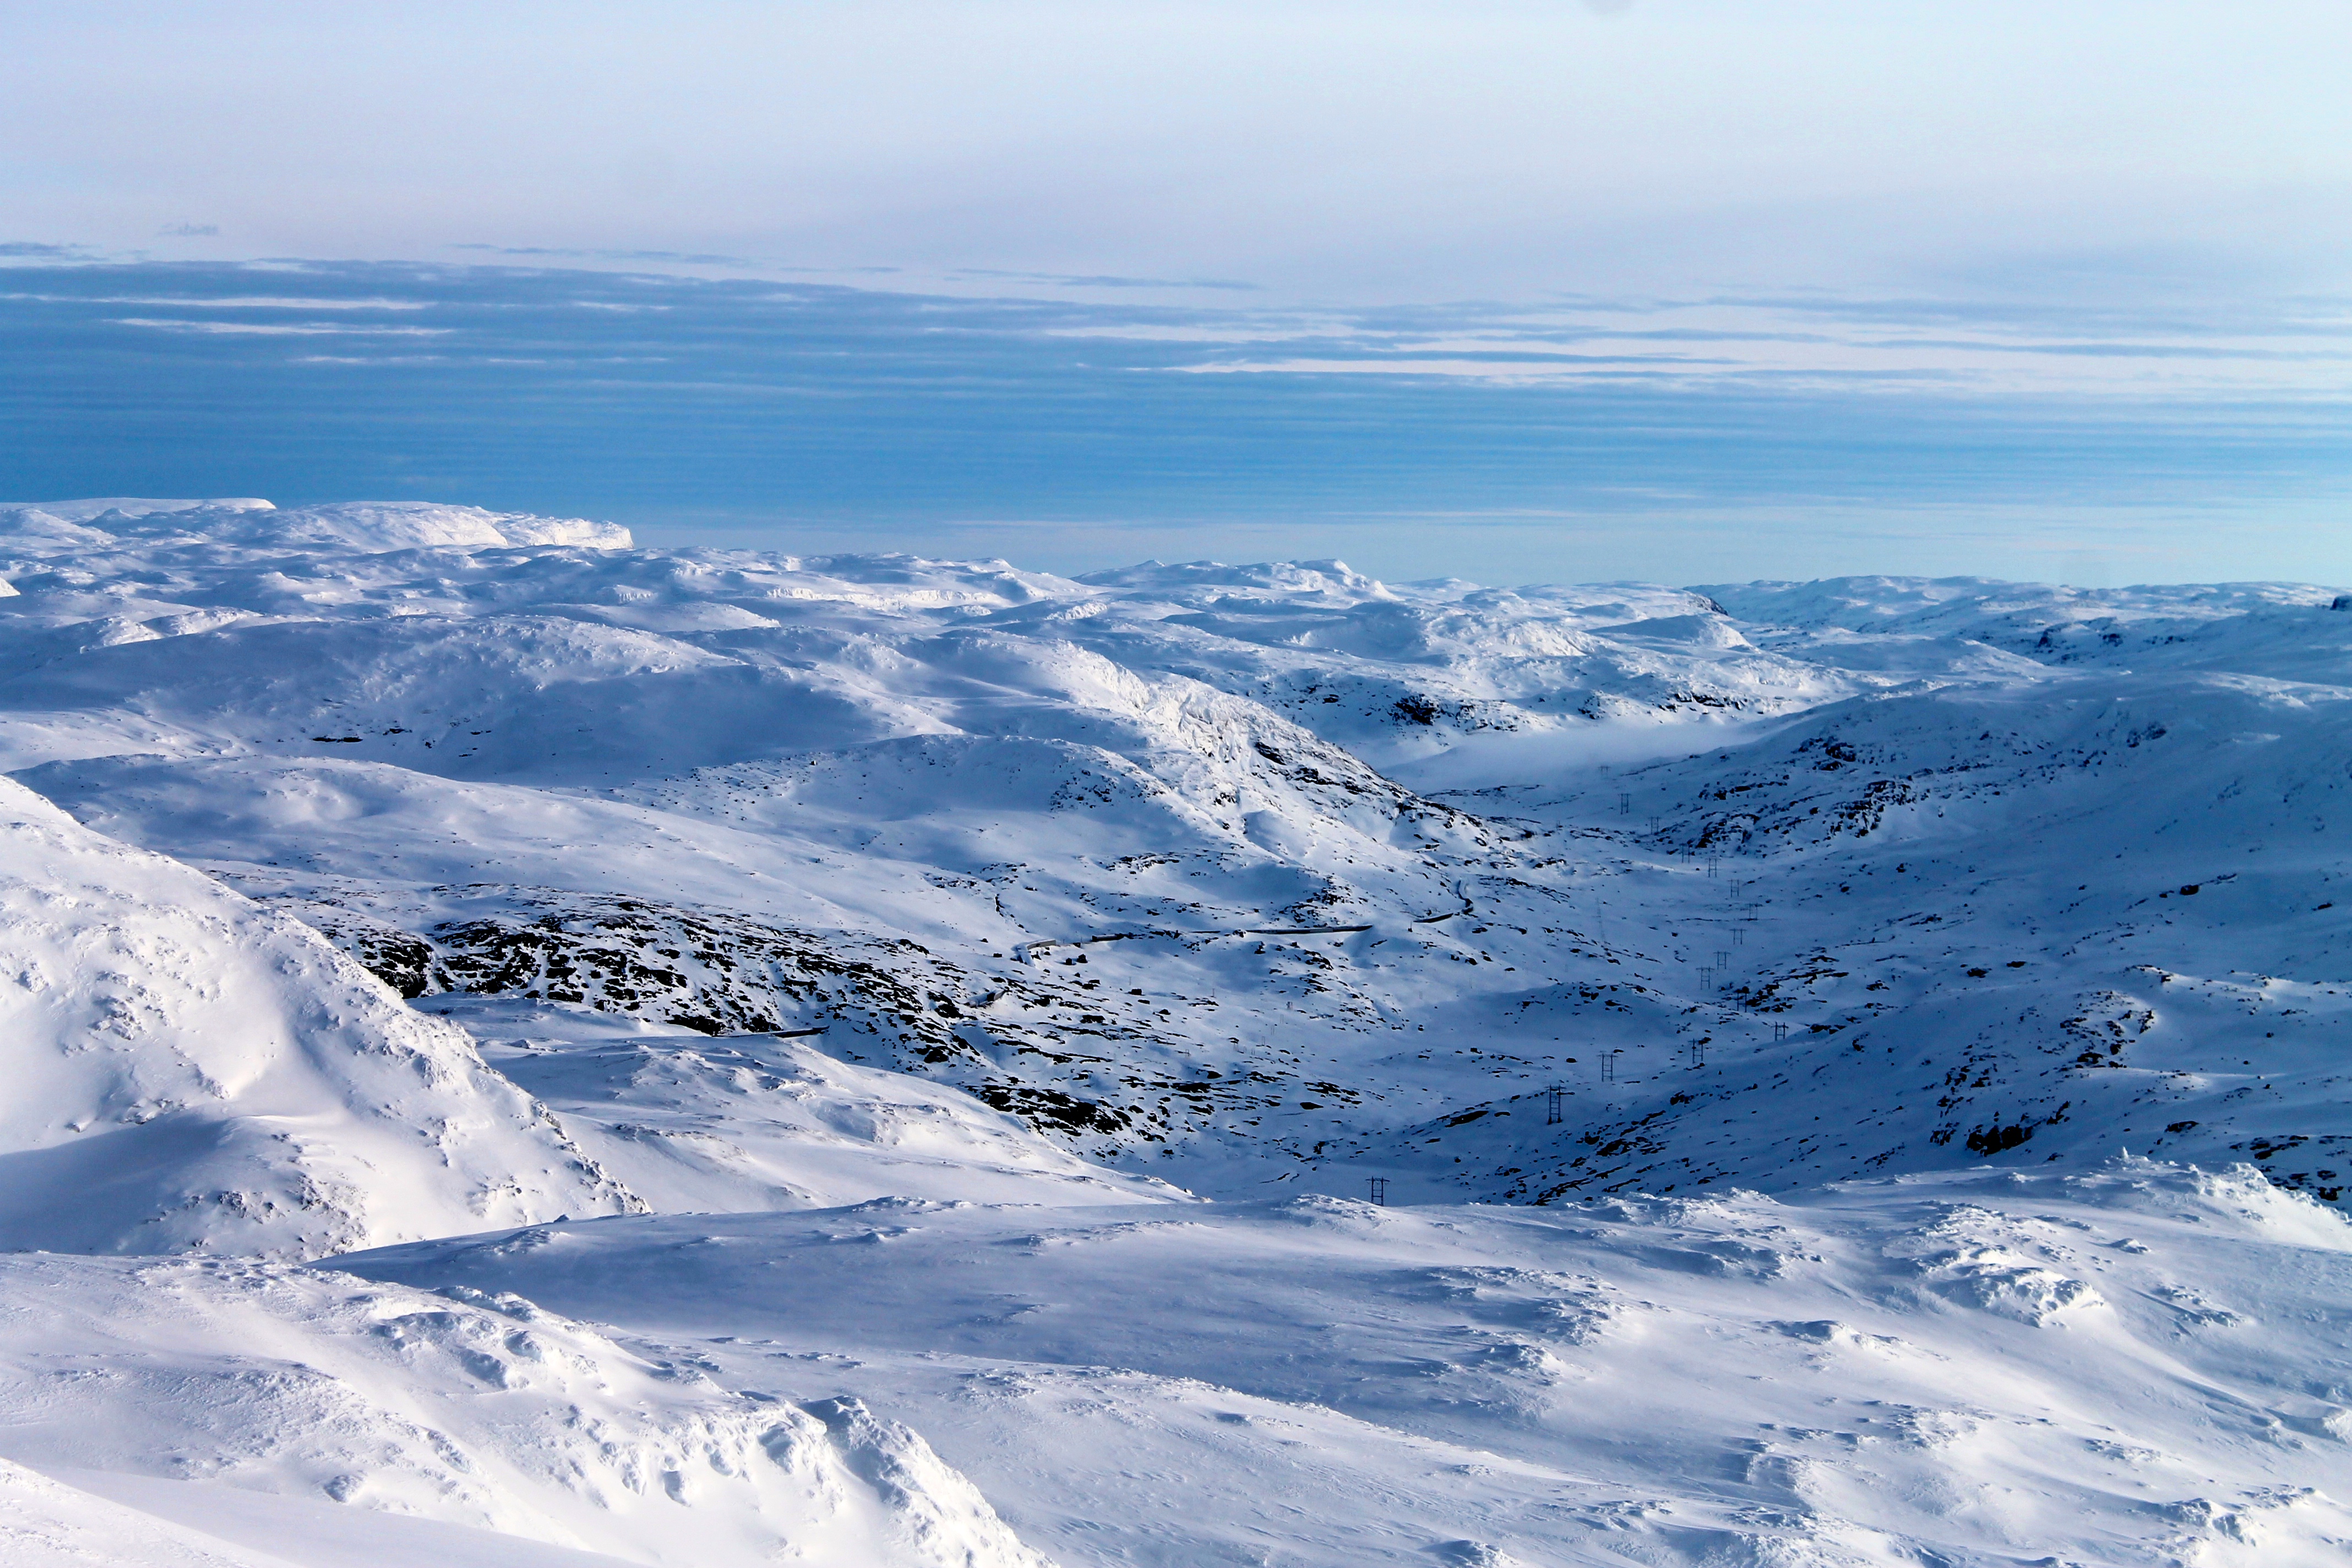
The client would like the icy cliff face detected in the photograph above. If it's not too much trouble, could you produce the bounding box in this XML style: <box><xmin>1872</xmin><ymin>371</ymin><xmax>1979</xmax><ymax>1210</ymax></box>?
<box><xmin>2</xmin><ymin>496</ymin><xmax>2349</xmax><ymax>1566</ymax></box>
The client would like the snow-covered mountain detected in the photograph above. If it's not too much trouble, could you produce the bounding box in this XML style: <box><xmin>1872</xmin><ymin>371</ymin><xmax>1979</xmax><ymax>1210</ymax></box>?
<box><xmin>1</xmin><ymin>496</ymin><xmax>2346</xmax><ymax>1566</ymax></box>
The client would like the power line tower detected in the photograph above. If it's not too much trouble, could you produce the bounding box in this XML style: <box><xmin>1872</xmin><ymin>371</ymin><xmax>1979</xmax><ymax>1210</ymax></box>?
<box><xmin>1546</xmin><ymin>1086</ymin><xmax>1564</xmax><ymax>1125</ymax></box>
<box><xmin>1366</xmin><ymin>1177</ymin><xmax>1388</xmax><ymax>1205</ymax></box>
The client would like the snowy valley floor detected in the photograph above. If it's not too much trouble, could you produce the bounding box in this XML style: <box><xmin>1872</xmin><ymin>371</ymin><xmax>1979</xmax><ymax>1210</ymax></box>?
<box><xmin>0</xmin><ymin>497</ymin><xmax>2348</xmax><ymax>1565</ymax></box>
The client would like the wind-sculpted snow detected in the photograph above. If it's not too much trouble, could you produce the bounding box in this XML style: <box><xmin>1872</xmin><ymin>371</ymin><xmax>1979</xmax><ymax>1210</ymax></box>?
<box><xmin>4</xmin><ymin>497</ymin><xmax>2352</xmax><ymax>1561</ymax></box>
<box><xmin>0</xmin><ymin>1254</ymin><xmax>1052</xmax><ymax>1568</ymax></box>
<box><xmin>342</xmin><ymin>1161</ymin><xmax>2352</xmax><ymax>1568</ymax></box>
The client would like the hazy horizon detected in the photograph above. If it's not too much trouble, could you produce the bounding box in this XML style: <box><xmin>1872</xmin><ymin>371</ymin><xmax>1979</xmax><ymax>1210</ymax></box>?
<box><xmin>6</xmin><ymin>2</ymin><xmax>2349</xmax><ymax>584</ymax></box>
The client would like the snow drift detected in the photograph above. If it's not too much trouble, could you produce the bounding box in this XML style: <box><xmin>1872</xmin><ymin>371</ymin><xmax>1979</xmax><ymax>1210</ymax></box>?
<box><xmin>0</xmin><ymin>1253</ymin><xmax>1051</xmax><ymax>1568</ymax></box>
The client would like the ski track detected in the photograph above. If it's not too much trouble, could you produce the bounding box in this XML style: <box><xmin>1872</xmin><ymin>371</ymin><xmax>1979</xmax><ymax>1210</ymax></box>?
<box><xmin>0</xmin><ymin>496</ymin><xmax>2346</xmax><ymax>1565</ymax></box>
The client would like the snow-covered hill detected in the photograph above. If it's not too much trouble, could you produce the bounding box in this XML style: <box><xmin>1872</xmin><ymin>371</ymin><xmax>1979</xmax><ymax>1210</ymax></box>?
<box><xmin>7</xmin><ymin>497</ymin><xmax>2343</xmax><ymax>1203</ymax></box>
<box><xmin>0</xmin><ymin>774</ymin><xmax>636</xmax><ymax>1258</ymax></box>
<box><xmin>1</xmin><ymin>494</ymin><xmax>2347</xmax><ymax>1564</ymax></box>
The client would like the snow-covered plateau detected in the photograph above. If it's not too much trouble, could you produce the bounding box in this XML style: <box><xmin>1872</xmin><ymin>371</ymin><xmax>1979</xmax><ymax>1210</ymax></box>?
<box><xmin>0</xmin><ymin>495</ymin><xmax>2346</xmax><ymax>1566</ymax></box>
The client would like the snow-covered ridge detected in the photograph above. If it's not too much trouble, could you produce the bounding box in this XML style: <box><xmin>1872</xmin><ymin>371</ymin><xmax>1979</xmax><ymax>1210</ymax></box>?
<box><xmin>1</xmin><ymin>497</ymin><xmax>631</xmax><ymax>556</ymax></box>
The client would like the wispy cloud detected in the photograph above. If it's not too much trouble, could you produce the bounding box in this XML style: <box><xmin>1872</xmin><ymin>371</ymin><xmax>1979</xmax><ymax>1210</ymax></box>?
<box><xmin>107</xmin><ymin>318</ymin><xmax>451</xmax><ymax>336</ymax></box>
<box><xmin>3</xmin><ymin>294</ymin><xmax>429</xmax><ymax>311</ymax></box>
<box><xmin>950</xmin><ymin>269</ymin><xmax>1262</xmax><ymax>292</ymax></box>
<box><xmin>445</xmin><ymin>243</ymin><xmax>901</xmax><ymax>275</ymax></box>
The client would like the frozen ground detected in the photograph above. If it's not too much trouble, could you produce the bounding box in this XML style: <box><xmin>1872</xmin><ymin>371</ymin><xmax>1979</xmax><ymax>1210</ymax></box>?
<box><xmin>0</xmin><ymin>496</ymin><xmax>2346</xmax><ymax>1564</ymax></box>
<box><xmin>341</xmin><ymin>1161</ymin><xmax>2352</xmax><ymax>1568</ymax></box>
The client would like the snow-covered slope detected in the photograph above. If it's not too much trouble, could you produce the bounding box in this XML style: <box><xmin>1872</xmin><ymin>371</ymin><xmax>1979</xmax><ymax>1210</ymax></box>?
<box><xmin>0</xmin><ymin>775</ymin><xmax>636</xmax><ymax>1258</ymax></box>
<box><xmin>1335</xmin><ymin>664</ymin><xmax>2352</xmax><ymax>1209</ymax></box>
<box><xmin>343</xmin><ymin>1159</ymin><xmax>2352</xmax><ymax>1568</ymax></box>
<box><xmin>0</xmin><ymin>1253</ymin><xmax>1049</xmax><ymax>1568</ymax></box>
<box><xmin>6</xmin><ymin>502</ymin><xmax>2342</xmax><ymax>1207</ymax></box>
<box><xmin>433</xmin><ymin>995</ymin><xmax>1185</xmax><ymax>1213</ymax></box>
<box><xmin>2</xmin><ymin>497</ymin><xmax>2348</xmax><ymax>1564</ymax></box>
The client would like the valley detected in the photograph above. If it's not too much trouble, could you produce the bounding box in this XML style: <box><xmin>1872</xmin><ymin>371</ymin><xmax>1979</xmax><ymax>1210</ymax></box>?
<box><xmin>1</xmin><ymin>496</ymin><xmax>2346</xmax><ymax>1566</ymax></box>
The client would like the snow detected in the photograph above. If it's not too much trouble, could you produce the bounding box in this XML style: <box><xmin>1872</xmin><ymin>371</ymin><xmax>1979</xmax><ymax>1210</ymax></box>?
<box><xmin>0</xmin><ymin>497</ymin><xmax>628</xmax><ymax>554</ymax></box>
<box><xmin>0</xmin><ymin>496</ymin><xmax>2347</xmax><ymax>1564</ymax></box>
<box><xmin>337</xmin><ymin>1160</ymin><xmax>2352</xmax><ymax>1567</ymax></box>
<box><xmin>0</xmin><ymin>775</ymin><xmax>636</xmax><ymax>1259</ymax></box>
<box><xmin>434</xmin><ymin>995</ymin><xmax>1186</xmax><ymax>1213</ymax></box>
<box><xmin>0</xmin><ymin>1254</ymin><xmax>1048</xmax><ymax>1567</ymax></box>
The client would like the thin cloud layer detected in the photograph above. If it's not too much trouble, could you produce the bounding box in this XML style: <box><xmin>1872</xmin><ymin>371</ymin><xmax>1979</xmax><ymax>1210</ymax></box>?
<box><xmin>3</xmin><ymin>258</ymin><xmax>2347</xmax><ymax>584</ymax></box>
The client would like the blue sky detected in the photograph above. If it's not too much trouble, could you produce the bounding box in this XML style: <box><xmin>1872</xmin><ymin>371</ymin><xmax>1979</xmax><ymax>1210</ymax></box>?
<box><xmin>4</xmin><ymin>3</ymin><xmax>2350</xmax><ymax>585</ymax></box>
